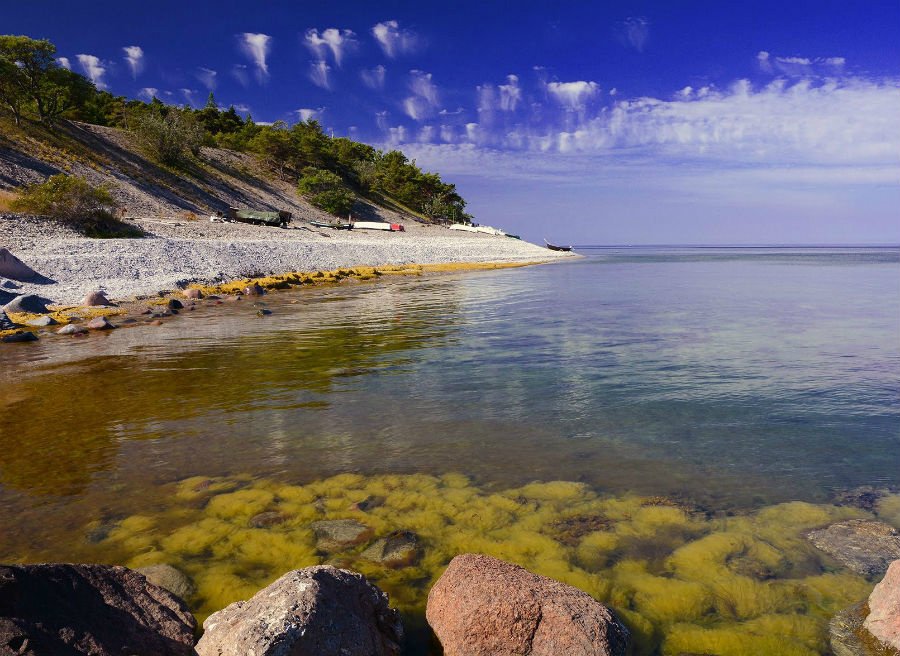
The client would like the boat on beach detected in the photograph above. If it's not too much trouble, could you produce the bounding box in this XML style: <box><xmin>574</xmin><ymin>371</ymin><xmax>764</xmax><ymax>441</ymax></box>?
<box><xmin>353</xmin><ymin>221</ymin><xmax>405</xmax><ymax>232</ymax></box>
<box><xmin>309</xmin><ymin>220</ymin><xmax>352</xmax><ymax>230</ymax></box>
<box><xmin>545</xmin><ymin>239</ymin><xmax>573</xmax><ymax>252</ymax></box>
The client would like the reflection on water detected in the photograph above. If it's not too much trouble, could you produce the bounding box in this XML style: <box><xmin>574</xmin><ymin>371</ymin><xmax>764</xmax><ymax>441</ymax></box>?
<box><xmin>1</xmin><ymin>248</ymin><xmax>899</xmax><ymax>655</ymax></box>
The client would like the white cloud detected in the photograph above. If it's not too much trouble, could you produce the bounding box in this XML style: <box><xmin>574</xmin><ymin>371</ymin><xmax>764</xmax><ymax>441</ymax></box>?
<box><xmin>617</xmin><ymin>17</ymin><xmax>649</xmax><ymax>52</ymax></box>
<box><xmin>304</xmin><ymin>28</ymin><xmax>356</xmax><ymax>67</ymax></box>
<box><xmin>180</xmin><ymin>88</ymin><xmax>198</xmax><ymax>106</ymax></box>
<box><xmin>499</xmin><ymin>75</ymin><xmax>521</xmax><ymax>111</ymax></box>
<box><xmin>372</xmin><ymin>20</ymin><xmax>420</xmax><ymax>58</ymax></box>
<box><xmin>234</xmin><ymin>103</ymin><xmax>251</xmax><ymax>114</ymax></box>
<box><xmin>375</xmin><ymin>111</ymin><xmax>389</xmax><ymax>131</ymax></box>
<box><xmin>238</xmin><ymin>33</ymin><xmax>272</xmax><ymax>81</ymax></box>
<box><xmin>123</xmin><ymin>45</ymin><xmax>143</xmax><ymax>78</ymax></box>
<box><xmin>297</xmin><ymin>107</ymin><xmax>324</xmax><ymax>122</ymax></box>
<box><xmin>760</xmin><ymin>51</ymin><xmax>849</xmax><ymax>77</ymax></box>
<box><xmin>309</xmin><ymin>60</ymin><xmax>331</xmax><ymax>89</ymax></box>
<box><xmin>477</xmin><ymin>84</ymin><xmax>496</xmax><ymax>114</ymax></box>
<box><xmin>138</xmin><ymin>87</ymin><xmax>158</xmax><ymax>101</ymax></box>
<box><xmin>196</xmin><ymin>67</ymin><xmax>217</xmax><ymax>90</ymax></box>
<box><xmin>57</xmin><ymin>57</ymin><xmax>71</xmax><ymax>70</ymax></box>
<box><xmin>825</xmin><ymin>57</ymin><xmax>846</xmax><ymax>67</ymax></box>
<box><xmin>360</xmin><ymin>64</ymin><xmax>386</xmax><ymax>89</ymax></box>
<box><xmin>76</xmin><ymin>54</ymin><xmax>106</xmax><ymax>89</ymax></box>
<box><xmin>546</xmin><ymin>80</ymin><xmax>600</xmax><ymax>109</ymax></box>
<box><xmin>403</xmin><ymin>97</ymin><xmax>430</xmax><ymax>121</ymax></box>
<box><xmin>403</xmin><ymin>70</ymin><xmax>439</xmax><ymax>121</ymax></box>
<box><xmin>387</xmin><ymin>125</ymin><xmax>408</xmax><ymax>144</ymax></box>
<box><xmin>232</xmin><ymin>64</ymin><xmax>249</xmax><ymax>87</ymax></box>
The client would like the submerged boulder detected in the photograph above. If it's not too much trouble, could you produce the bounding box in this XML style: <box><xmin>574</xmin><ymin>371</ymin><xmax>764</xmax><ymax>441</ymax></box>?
<box><xmin>426</xmin><ymin>553</ymin><xmax>630</xmax><ymax>656</ymax></box>
<box><xmin>57</xmin><ymin>323</ymin><xmax>88</xmax><ymax>335</ymax></box>
<box><xmin>361</xmin><ymin>531</ymin><xmax>421</xmax><ymax>567</ymax></box>
<box><xmin>1</xmin><ymin>330</ymin><xmax>37</xmax><ymax>343</ymax></box>
<box><xmin>136</xmin><ymin>564</ymin><xmax>196</xmax><ymax>603</ymax></box>
<box><xmin>864</xmin><ymin>559</ymin><xmax>900</xmax><ymax>653</ymax></box>
<box><xmin>195</xmin><ymin>565</ymin><xmax>403</xmax><ymax>656</ymax></box>
<box><xmin>311</xmin><ymin>519</ymin><xmax>374</xmax><ymax>551</ymax></box>
<box><xmin>807</xmin><ymin>520</ymin><xmax>900</xmax><ymax>578</ymax></box>
<box><xmin>0</xmin><ymin>563</ymin><xmax>196</xmax><ymax>656</ymax></box>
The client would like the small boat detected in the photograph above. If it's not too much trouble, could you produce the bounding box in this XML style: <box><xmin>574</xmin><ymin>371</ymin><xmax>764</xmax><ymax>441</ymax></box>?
<box><xmin>353</xmin><ymin>221</ymin><xmax>405</xmax><ymax>232</ymax></box>
<box><xmin>310</xmin><ymin>220</ymin><xmax>352</xmax><ymax>230</ymax></box>
<box><xmin>224</xmin><ymin>207</ymin><xmax>292</xmax><ymax>228</ymax></box>
<box><xmin>545</xmin><ymin>239</ymin><xmax>573</xmax><ymax>252</ymax></box>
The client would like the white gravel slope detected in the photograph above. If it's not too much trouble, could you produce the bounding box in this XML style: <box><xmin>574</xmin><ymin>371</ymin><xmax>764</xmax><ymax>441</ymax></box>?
<box><xmin>1</xmin><ymin>215</ymin><xmax>575</xmax><ymax>304</ymax></box>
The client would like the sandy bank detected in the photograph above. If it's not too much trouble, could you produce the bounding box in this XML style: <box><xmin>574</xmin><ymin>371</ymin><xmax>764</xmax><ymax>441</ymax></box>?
<box><xmin>1</xmin><ymin>214</ymin><xmax>575</xmax><ymax>305</ymax></box>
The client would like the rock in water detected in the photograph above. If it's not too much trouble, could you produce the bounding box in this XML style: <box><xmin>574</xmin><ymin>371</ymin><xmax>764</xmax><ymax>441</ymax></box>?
<box><xmin>0</xmin><ymin>563</ymin><xmax>196</xmax><ymax>656</ymax></box>
<box><xmin>864</xmin><ymin>559</ymin><xmax>900</xmax><ymax>653</ymax></box>
<box><xmin>57</xmin><ymin>324</ymin><xmax>88</xmax><ymax>335</ymax></box>
<box><xmin>243</xmin><ymin>283</ymin><xmax>265</xmax><ymax>296</ymax></box>
<box><xmin>807</xmin><ymin>520</ymin><xmax>900</xmax><ymax>578</ymax></box>
<box><xmin>183</xmin><ymin>288</ymin><xmax>203</xmax><ymax>299</ymax></box>
<box><xmin>167</xmin><ymin>299</ymin><xmax>184</xmax><ymax>310</ymax></box>
<box><xmin>195</xmin><ymin>565</ymin><xmax>403</xmax><ymax>656</ymax></box>
<box><xmin>311</xmin><ymin>519</ymin><xmax>374</xmax><ymax>551</ymax></box>
<box><xmin>82</xmin><ymin>290</ymin><xmax>112</xmax><ymax>306</ymax></box>
<box><xmin>136</xmin><ymin>564</ymin><xmax>196</xmax><ymax>602</ymax></box>
<box><xmin>829</xmin><ymin>601</ymin><xmax>871</xmax><ymax>656</ymax></box>
<box><xmin>1</xmin><ymin>331</ymin><xmax>38</xmax><ymax>343</ymax></box>
<box><xmin>0</xmin><ymin>248</ymin><xmax>39</xmax><ymax>282</ymax></box>
<box><xmin>25</xmin><ymin>315</ymin><xmax>57</xmax><ymax>327</ymax></box>
<box><xmin>87</xmin><ymin>316</ymin><xmax>115</xmax><ymax>330</ymax></box>
<box><xmin>2</xmin><ymin>294</ymin><xmax>50</xmax><ymax>314</ymax></box>
<box><xmin>361</xmin><ymin>531</ymin><xmax>421</xmax><ymax>567</ymax></box>
<box><xmin>426</xmin><ymin>554</ymin><xmax>630</xmax><ymax>656</ymax></box>
<box><xmin>0</xmin><ymin>312</ymin><xmax>14</xmax><ymax>330</ymax></box>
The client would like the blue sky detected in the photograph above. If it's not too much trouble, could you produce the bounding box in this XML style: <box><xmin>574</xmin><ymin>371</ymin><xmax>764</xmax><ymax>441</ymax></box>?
<box><xmin>7</xmin><ymin>0</ymin><xmax>900</xmax><ymax>244</ymax></box>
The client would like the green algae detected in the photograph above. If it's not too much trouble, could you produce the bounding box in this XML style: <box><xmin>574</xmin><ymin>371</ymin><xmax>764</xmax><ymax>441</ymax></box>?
<box><xmin>89</xmin><ymin>472</ymin><xmax>879</xmax><ymax>655</ymax></box>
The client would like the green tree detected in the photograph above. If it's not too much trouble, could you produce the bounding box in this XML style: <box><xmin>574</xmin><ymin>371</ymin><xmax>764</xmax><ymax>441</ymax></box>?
<box><xmin>297</xmin><ymin>166</ymin><xmax>355</xmax><ymax>216</ymax></box>
<box><xmin>248</xmin><ymin>121</ymin><xmax>293</xmax><ymax>179</ymax></box>
<box><xmin>128</xmin><ymin>106</ymin><xmax>204</xmax><ymax>165</ymax></box>
<box><xmin>11</xmin><ymin>174</ymin><xmax>114</xmax><ymax>221</ymax></box>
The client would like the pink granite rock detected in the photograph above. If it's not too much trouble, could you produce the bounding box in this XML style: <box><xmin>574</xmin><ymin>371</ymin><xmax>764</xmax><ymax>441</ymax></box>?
<box><xmin>864</xmin><ymin>559</ymin><xmax>900</xmax><ymax>653</ymax></box>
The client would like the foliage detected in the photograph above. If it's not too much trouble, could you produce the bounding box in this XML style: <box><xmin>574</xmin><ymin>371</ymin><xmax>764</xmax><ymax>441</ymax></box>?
<box><xmin>9</xmin><ymin>174</ymin><xmax>141</xmax><ymax>237</ymax></box>
<box><xmin>127</xmin><ymin>104</ymin><xmax>204</xmax><ymax>165</ymax></box>
<box><xmin>297</xmin><ymin>166</ymin><xmax>355</xmax><ymax>216</ymax></box>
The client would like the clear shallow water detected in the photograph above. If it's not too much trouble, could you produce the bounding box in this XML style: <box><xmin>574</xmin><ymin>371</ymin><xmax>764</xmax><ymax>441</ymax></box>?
<box><xmin>1</xmin><ymin>247</ymin><xmax>899</xmax><ymax>654</ymax></box>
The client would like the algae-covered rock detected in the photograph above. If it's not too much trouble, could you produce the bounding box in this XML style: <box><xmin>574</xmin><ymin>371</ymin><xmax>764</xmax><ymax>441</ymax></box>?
<box><xmin>136</xmin><ymin>564</ymin><xmax>196</xmax><ymax>602</ymax></box>
<box><xmin>311</xmin><ymin>519</ymin><xmax>374</xmax><ymax>551</ymax></box>
<box><xmin>249</xmin><ymin>511</ymin><xmax>290</xmax><ymax>528</ymax></box>
<box><xmin>361</xmin><ymin>531</ymin><xmax>421</xmax><ymax>567</ymax></box>
<box><xmin>427</xmin><ymin>553</ymin><xmax>630</xmax><ymax>656</ymax></box>
<box><xmin>864</xmin><ymin>559</ymin><xmax>900</xmax><ymax>653</ymax></box>
<box><xmin>195</xmin><ymin>565</ymin><xmax>403</xmax><ymax>656</ymax></box>
<box><xmin>830</xmin><ymin>601</ymin><xmax>873</xmax><ymax>656</ymax></box>
<box><xmin>0</xmin><ymin>563</ymin><xmax>196</xmax><ymax>656</ymax></box>
<box><xmin>808</xmin><ymin>520</ymin><xmax>900</xmax><ymax>578</ymax></box>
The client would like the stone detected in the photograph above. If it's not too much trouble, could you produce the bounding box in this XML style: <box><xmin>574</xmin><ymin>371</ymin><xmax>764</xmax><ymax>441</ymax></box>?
<box><xmin>311</xmin><ymin>519</ymin><xmax>374</xmax><ymax>551</ymax></box>
<box><xmin>257</xmin><ymin>308</ymin><xmax>272</xmax><ymax>316</ymax></box>
<box><xmin>167</xmin><ymin>299</ymin><xmax>184</xmax><ymax>310</ymax></box>
<box><xmin>1</xmin><ymin>331</ymin><xmax>37</xmax><ymax>343</ymax></box>
<box><xmin>82</xmin><ymin>290</ymin><xmax>111</xmax><ymax>306</ymax></box>
<box><xmin>57</xmin><ymin>324</ymin><xmax>88</xmax><ymax>335</ymax></box>
<box><xmin>249</xmin><ymin>511</ymin><xmax>289</xmax><ymax>528</ymax></box>
<box><xmin>0</xmin><ymin>247</ymin><xmax>39</xmax><ymax>282</ymax></box>
<box><xmin>348</xmin><ymin>496</ymin><xmax>385</xmax><ymax>512</ymax></box>
<box><xmin>195</xmin><ymin>565</ymin><xmax>402</xmax><ymax>656</ymax></box>
<box><xmin>87</xmin><ymin>316</ymin><xmax>115</xmax><ymax>330</ymax></box>
<box><xmin>136</xmin><ymin>564</ymin><xmax>196</xmax><ymax>602</ymax></box>
<box><xmin>833</xmin><ymin>486</ymin><xmax>887</xmax><ymax>512</ymax></box>
<box><xmin>243</xmin><ymin>283</ymin><xmax>265</xmax><ymax>296</ymax></box>
<box><xmin>360</xmin><ymin>531</ymin><xmax>421</xmax><ymax>567</ymax></box>
<box><xmin>24</xmin><ymin>315</ymin><xmax>57</xmax><ymax>327</ymax></box>
<box><xmin>0</xmin><ymin>563</ymin><xmax>196</xmax><ymax>656</ymax></box>
<box><xmin>426</xmin><ymin>554</ymin><xmax>630</xmax><ymax>656</ymax></box>
<box><xmin>829</xmin><ymin>602</ymin><xmax>871</xmax><ymax>656</ymax></box>
<box><xmin>0</xmin><ymin>312</ymin><xmax>14</xmax><ymax>331</ymax></box>
<box><xmin>2</xmin><ymin>294</ymin><xmax>50</xmax><ymax>314</ymax></box>
<box><xmin>182</xmin><ymin>288</ymin><xmax>203</xmax><ymax>299</ymax></box>
<box><xmin>864</xmin><ymin>559</ymin><xmax>900</xmax><ymax>653</ymax></box>
<box><xmin>0</xmin><ymin>289</ymin><xmax>18</xmax><ymax>306</ymax></box>
<box><xmin>807</xmin><ymin>520</ymin><xmax>900</xmax><ymax>578</ymax></box>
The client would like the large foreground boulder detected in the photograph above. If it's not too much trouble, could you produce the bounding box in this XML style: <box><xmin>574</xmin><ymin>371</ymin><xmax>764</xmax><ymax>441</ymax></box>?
<box><xmin>807</xmin><ymin>520</ymin><xmax>900</xmax><ymax>578</ymax></box>
<box><xmin>2</xmin><ymin>294</ymin><xmax>50</xmax><ymax>314</ymax></box>
<box><xmin>427</xmin><ymin>554</ymin><xmax>630</xmax><ymax>656</ymax></box>
<box><xmin>195</xmin><ymin>565</ymin><xmax>403</xmax><ymax>656</ymax></box>
<box><xmin>0</xmin><ymin>563</ymin><xmax>196</xmax><ymax>656</ymax></box>
<box><xmin>864</xmin><ymin>559</ymin><xmax>900</xmax><ymax>653</ymax></box>
<box><xmin>0</xmin><ymin>248</ymin><xmax>39</xmax><ymax>282</ymax></box>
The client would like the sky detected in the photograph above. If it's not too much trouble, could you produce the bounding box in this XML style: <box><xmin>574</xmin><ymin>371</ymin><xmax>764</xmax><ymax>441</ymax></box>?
<box><xmin>5</xmin><ymin>0</ymin><xmax>900</xmax><ymax>244</ymax></box>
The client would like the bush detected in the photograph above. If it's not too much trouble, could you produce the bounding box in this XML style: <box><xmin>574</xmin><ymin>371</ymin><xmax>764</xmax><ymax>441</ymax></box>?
<box><xmin>10</xmin><ymin>174</ymin><xmax>142</xmax><ymax>238</ymax></box>
<box><xmin>297</xmin><ymin>167</ymin><xmax>355</xmax><ymax>216</ymax></box>
<box><xmin>129</xmin><ymin>107</ymin><xmax>203</xmax><ymax>165</ymax></box>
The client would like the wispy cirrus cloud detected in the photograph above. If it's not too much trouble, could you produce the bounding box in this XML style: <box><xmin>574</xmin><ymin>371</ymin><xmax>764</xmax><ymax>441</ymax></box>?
<box><xmin>57</xmin><ymin>56</ymin><xmax>71</xmax><ymax>70</ymax></box>
<box><xmin>180</xmin><ymin>88</ymin><xmax>198</xmax><ymax>106</ymax></box>
<box><xmin>138</xmin><ymin>87</ymin><xmax>158</xmax><ymax>101</ymax></box>
<box><xmin>238</xmin><ymin>33</ymin><xmax>272</xmax><ymax>81</ymax></box>
<box><xmin>123</xmin><ymin>46</ymin><xmax>144</xmax><ymax>78</ymax></box>
<box><xmin>304</xmin><ymin>28</ymin><xmax>356</xmax><ymax>67</ymax></box>
<box><xmin>372</xmin><ymin>20</ymin><xmax>421</xmax><ymax>58</ymax></box>
<box><xmin>309</xmin><ymin>60</ymin><xmax>332</xmax><ymax>89</ymax></box>
<box><xmin>403</xmin><ymin>70</ymin><xmax>439</xmax><ymax>121</ymax></box>
<box><xmin>296</xmin><ymin>107</ymin><xmax>324</xmax><ymax>122</ymax></box>
<box><xmin>361</xmin><ymin>64</ymin><xmax>386</xmax><ymax>90</ymax></box>
<box><xmin>196</xmin><ymin>67</ymin><xmax>217</xmax><ymax>90</ymax></box>
<box><xmin>76</xmin><ymin>54</ymin><xmax>107</xmax><ymax>89</ymax></box>
<box><xmin>616</xmin><ymin>17</ymin><xmax>649</xmax><ymax>52</ymax></box>
<box><xmin>757</xmin><ymin>51</ymin><xmax>846</xmax><ymax>77</ymax></box>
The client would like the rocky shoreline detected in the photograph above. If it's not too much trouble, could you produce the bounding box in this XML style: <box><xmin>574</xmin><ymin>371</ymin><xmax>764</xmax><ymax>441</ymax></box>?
<box><xmin>3</xmin><ymin>551</ymin><xmax>898</xmax><ymax>655</ymax></box>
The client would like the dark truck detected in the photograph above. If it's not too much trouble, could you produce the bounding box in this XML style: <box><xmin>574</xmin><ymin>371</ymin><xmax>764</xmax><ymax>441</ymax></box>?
<box><xmin>222</xmin><ymin>207</ymin><xmax>292</xmax><ymax>228</ymax></box>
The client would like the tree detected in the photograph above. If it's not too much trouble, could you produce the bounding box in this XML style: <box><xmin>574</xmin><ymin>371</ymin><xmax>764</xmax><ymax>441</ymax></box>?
<box><xmin>248</xmin><ymin>121</ymin><xmax>293</xmax><ymax>179</ymax></box>
<box><xmin>297</xmin><ymin>166</ymin><xmax>355</xmax><ymax>216</ymax></box>
<box><xmin>11</xmin><ymin>174</ymin><xmax>115</xmax><ymax>220</ymax></box>
<box><xmin>128</xmin><ymin>106</ymin><xmax>204</xmax><ymax>165</ymax></box>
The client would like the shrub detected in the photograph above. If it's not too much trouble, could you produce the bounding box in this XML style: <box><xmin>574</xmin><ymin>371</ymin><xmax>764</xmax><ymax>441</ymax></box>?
<box><xmin>297</xmin><ymin>166</ymin><xmax>355</xmax><ymax>216</ymax></box>
<box><xmin>10</xmin><ymin>174</ymin><xmax>142</xmax><ymax>238</ymax></box>
<box><xmin>128</xmin><ymin>107</ymin><xmax>203</xmax><ymax>165</ymax></box>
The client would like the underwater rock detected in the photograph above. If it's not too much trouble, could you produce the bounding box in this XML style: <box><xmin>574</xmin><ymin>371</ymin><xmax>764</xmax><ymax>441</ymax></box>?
<box><xmin>57</xmin><ymin>323</ymin><xmax>88</xmax><ymax>335</ymax></box>
<box><xmin>243</xmin><ymin>283</ymin><xmax>265</xmax><ymax>296</ymax></box>
<box><xmin>24</xmin><ymin>314</ymin><xmax>57</xmax><ymax>327</ymax></box>
<box><xmin>82</xmin><ymin>290</ymin><xmax>111</xmax><ymax>307</ymax></box>
<box><xmin>167</xmin><ymin>299</ymin><xmax>184</xmax><ymax>310</ymax></box>
<box><xmin>833</xmin><ymin>486</ymin><xmax>887</xmax><ymax>512</ymax></box>
<box><xmin>0</xmin><ymin>247</ymin><xmax>39</xmax><ymax>282</ymax></box>
<box><xmin>195</xmin><ymin>565</ymin><xmax>402</xmax><ymax>656</ymax></box>
<box><xmin>0</xmin><ymin>563</ymin><xmax>196</xmax><ymax>656</ymax></box>
<box><xmin>864</xmin><ymin>559</ymin><xmax>900</xmax><ymax>653</ymax></box>
<box><xmin>1</xmin><ymin>330</ymin><xmax>37</xmax><ymax>343</ymax></box>
<box><xmin>136</xmin><ymin>564</ymin><xmax>196</xmax><ymax>603</ymax></box>
<box><xmin>830</xmin><ymin>601</ymin><xmax>872</xmax><ymax>656</ymax></box>
<box><xmin>361</xmin><ymin>531</ymin><xmax>421</xmax><ymax>567</ymax></box>
<box><xmin>249</xmin><ymin>511</ymin><xmax>289</xmax><ymax>528</ymax></box>
<box><xmin>182</xmin><ymin>288</ymin><xmax>203</xmax><ymax>299</ymax></box>
<box><xmin>311</xmin><ymin>519</ymin><xmax>374</xmax><ymax>551</ymax></box>
<box><xmin>2</xmin><ymin>294</ymin><xmax>50</xmax><ymax>314</ymax></box>
<box><xmin>807</xmin><ymin>520</ymin><xmax>900</xmax><ymax>578</ymax></box>
<box><xmin>348</xmin><ymin>495</ymin><xmax>385</xmax><ymax>512</ymax></box>
<box><xmin>87</xmin><ymin>316</ymin><xmax>115</xmax><ymax>330</ymax></box>
<box><xmin>427</xmin><ymin>553</ymin><xmax>630</xmax><ymax>656</ymax></box>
